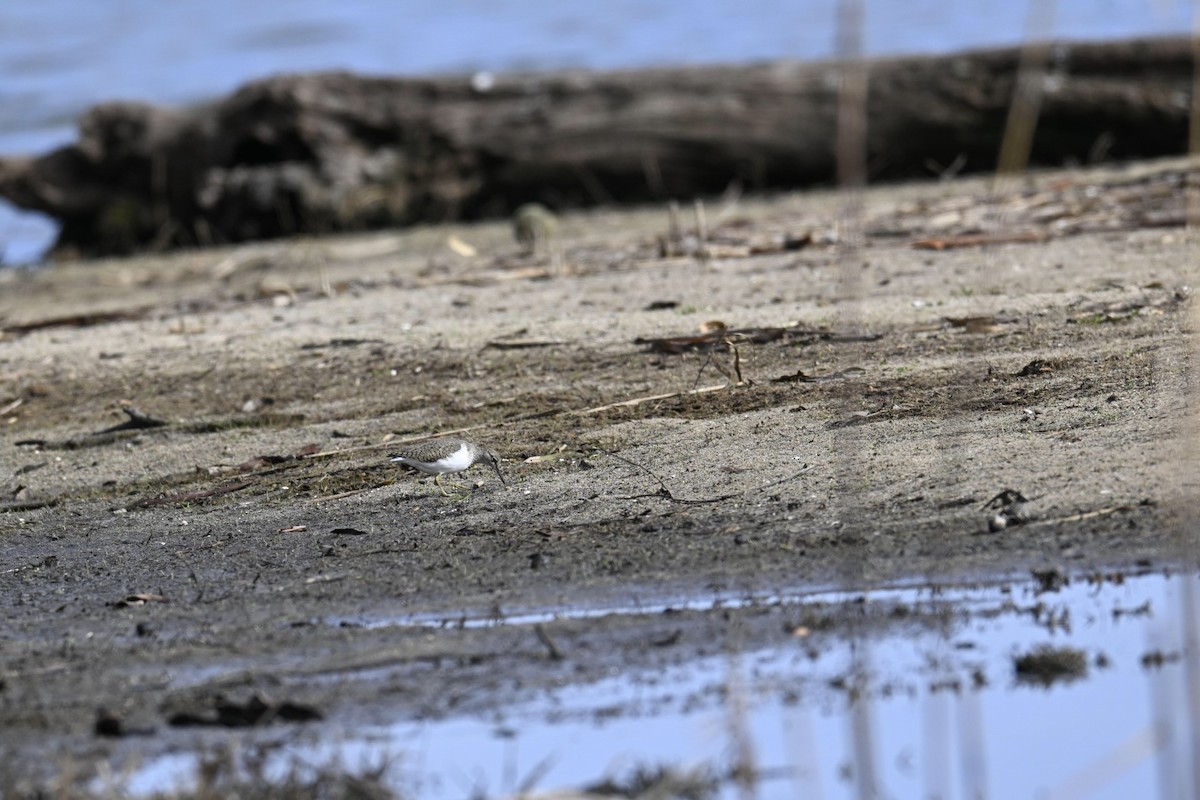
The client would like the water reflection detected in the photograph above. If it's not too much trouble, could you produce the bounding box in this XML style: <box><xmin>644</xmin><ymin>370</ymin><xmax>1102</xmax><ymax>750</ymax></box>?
<box><xmin>103</xmin><ymin>571</ymin><xmax>1200</xmax><ymax>800</ymax></box>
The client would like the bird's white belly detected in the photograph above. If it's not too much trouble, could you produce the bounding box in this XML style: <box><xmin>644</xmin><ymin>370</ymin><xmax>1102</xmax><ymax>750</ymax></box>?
<box><xmin>401</xmin><ymin>443</ymin><xmax>472</xmax><ymax>475</ymax></box>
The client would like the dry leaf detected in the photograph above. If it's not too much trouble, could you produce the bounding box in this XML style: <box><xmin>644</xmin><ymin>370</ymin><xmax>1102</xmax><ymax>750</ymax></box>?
<box><xmin>447</xmin><ymin>235</ymin><xmax>478</xmax><ymax>257</ymax></box>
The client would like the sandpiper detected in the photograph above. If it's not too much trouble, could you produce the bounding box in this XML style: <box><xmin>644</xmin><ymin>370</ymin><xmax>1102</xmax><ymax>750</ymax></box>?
<box><xmin>390</xmin><ymin>438</ymin><xmax>506</xmax><ymax>496</ymax></box>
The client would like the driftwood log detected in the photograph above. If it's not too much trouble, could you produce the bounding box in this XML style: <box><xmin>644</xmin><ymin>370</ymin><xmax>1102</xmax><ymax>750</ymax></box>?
<box><xmin>0</xmin><ymin>37</ymin><xmax>1192</xmax><ymax>257</ymax></box>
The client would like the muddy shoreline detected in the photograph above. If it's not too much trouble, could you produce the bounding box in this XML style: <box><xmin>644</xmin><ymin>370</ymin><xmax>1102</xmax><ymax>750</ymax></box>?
<box><xmin>1</xmin><ymin>157</ymin><xmax>1197</xmax><ymax>794</ymax></box>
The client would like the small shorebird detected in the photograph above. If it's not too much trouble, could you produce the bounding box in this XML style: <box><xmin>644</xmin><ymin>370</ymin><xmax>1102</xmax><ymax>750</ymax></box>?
<box><xmin>390</xmin><ymin>438</ymin><xmax>506</xmax><ymax>496</ymax></box>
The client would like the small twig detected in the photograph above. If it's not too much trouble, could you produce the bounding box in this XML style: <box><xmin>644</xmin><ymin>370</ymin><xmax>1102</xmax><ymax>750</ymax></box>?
<box><xmin>356</xmin><ymin>547</ymin><xmax>419</xmax><ymax>557</ymax></box>
<box><xmin>483</xmin><ymin>339</ymin><xmax>566</xmax><ymax>350</ymax></box>
<box><xmin>573</xmin><ymin>384</ymin><xmax>728</xmax><ymax>416</ymax></box>
<box><xmin>304</xmin><ymin>573</ymin><xmax>348</xmax><ymax>585</ymax></box>
<box><xmin>2</xmin><ymin>309</ymin><xmax>150</xmax><ymax>335</ymax></box>
<box><xmin>608</xmin><ymin>448</ymin><xmax>813</xmax><ymax>501</ymax></box>
<box><xmin>692</xmin><ymin>351</ymin><xmax>723</xmax><ymax>390</ymax></box>
<box><xmin>95</xmin><ymin>406</ymin><xmax>169</xmax><ymax>435</ymax></box>
<box><xmin>754</xmin><ymin>463</ymin><xmax>816</xmax><ymax>492</ymax></box>
<box><xmin>128</xmin><ymin>480</ymin><xmax>253</xmax><ymax>509</ymax></box>
<box><xmin>306</xmin><ymin>484</ymin><xmax>392</xmax><ymax>504</ymax></box>
<box><xmin>0</xmin><ymin>498</ymin><xmax>59</xmax><ymax>512</ymax></box>
<box><xmin>303</xmin><ymin>424</ymin><xmax>499</xmax><ymax>459</ymax></box>
<box><xmin>1027</xmin><ymin>504</ymin><xmax>1135</xmax><ymax>528</ymax></box>
<box><xmin>602</xmin><ymin>448</ymin><xmax>672</xmax><ymax>494</ymax></box>
<box><xmin>712</xmin><ymin>346</ymin><xmax>737</xmax><ymax>385</ymax></box>
<box><xmin>306</xmin><ymin>384</ymin><xmax>730</xmax><ymax>462</ymax></box>
<box><xmin>618</xmin><ymin>491</ymin><xmax>676</xmax><ymax>502</ymax></box>
<box><xmin>729</xmin><ymin>336</ymin><xmax>744</xmax><ymax>383</ymax></box>
<box><xmin>693</xmin><ymin>335</ymin><xmax>746</xmax><ymax>390</ymax></box>
<box><xmin>598</xmin><ymin>448</ymin><xmax>739</xmax><ymax>504</ymax></box>
<box><xmin>912</xmin><ymin>231</ymin><xmax>1048</xmax><ymax>250</ymax></box>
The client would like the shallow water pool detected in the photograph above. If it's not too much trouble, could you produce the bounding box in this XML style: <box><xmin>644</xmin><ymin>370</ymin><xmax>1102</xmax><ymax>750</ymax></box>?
<box><xmin>105</xmin><ymin>570</ymin><xmax>1199</xmax><ymax>799</ymax></box>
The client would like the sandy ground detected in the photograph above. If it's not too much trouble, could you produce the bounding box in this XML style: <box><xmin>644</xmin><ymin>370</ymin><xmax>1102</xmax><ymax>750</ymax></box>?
<box><xmin>1</xmin><ymin>157</ymin><xmax>1197</xmax><ymax>794</ymax></box>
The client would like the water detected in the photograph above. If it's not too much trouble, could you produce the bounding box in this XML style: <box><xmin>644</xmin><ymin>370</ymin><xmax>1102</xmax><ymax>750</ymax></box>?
<box><xmin>99</xmin><ymin>572</ymin><xmax>1200</xmax><ymax>800</ymax></box>
<box><xmin>323</xmin><ymin>578</ymin><xmax>987</xmax><ymax>630</ymax></box>
<box><xmin>1</xmin><ymin>0</ymin><xmax>1194</xmax><ymax>263</ymax></box>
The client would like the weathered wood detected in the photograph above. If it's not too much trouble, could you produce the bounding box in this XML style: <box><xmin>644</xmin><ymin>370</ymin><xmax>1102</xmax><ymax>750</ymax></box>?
<box><xmin>0</xmin><ymin>37</ymin><xmax>1192</xmax><ymax>257</ymax></box>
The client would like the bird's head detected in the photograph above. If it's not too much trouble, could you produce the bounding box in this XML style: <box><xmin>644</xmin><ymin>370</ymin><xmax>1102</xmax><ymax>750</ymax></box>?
<box><xmin>486</xmin><ymin>449</ymin><xmax>507</xmax><ymax>485</ymax></box>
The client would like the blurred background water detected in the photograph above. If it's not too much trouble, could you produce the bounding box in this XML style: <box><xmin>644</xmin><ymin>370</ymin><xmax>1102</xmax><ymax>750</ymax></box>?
<box><xmin>0</xmin><ymin>0</ymin><xmax>1194</xmax><ymax>264</ymax></box>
